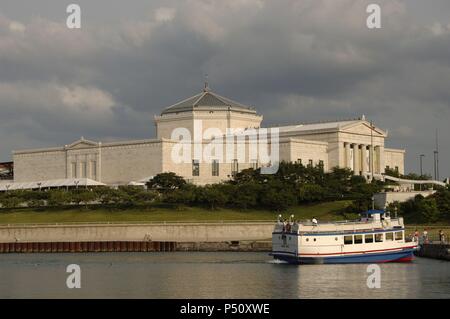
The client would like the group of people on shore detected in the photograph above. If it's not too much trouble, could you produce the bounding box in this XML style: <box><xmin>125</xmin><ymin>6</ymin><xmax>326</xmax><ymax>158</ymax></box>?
<box><xmin>411</xmin><ymin>229</ymin><xmax>447</xmax><ymax>244</ymax></box>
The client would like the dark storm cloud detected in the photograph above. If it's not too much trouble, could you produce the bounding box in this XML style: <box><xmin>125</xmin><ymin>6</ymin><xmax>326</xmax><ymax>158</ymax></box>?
<box><xmin>0</xmin><ymin>0</ymin><xmax>449</xmax><ymax>177</ymax></box>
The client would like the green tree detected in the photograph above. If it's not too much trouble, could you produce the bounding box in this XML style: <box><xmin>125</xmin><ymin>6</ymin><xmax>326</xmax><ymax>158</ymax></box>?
<box><xmin>196</xmin><ymin>185</ymin><xmax>228</xmax><ymax>210</ymax></box>
<box><xmin>298</xmin><ymin>184</ymin><xmax>325</xmax><ymax>203</ymax></box>
<box><xmin>47</xmin><ymin>190</ymin><xmax>71</xmax><ymax>207</ymax></box>
<box><xmin>146</xmin><ymin>173</ymin><xmax>187</xmax><ymax>193</ymax></box>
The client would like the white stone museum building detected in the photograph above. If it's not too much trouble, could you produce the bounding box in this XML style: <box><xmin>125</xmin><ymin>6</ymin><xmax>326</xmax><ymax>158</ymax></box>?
<box><xmin>11</xmin><ymin>86</ymin><xmax>405</xmax><ymax>186</ymax></box>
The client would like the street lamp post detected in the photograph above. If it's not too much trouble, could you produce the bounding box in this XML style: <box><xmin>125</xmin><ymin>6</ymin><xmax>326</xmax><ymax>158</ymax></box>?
<box><xmin>419</xmin><ymin>154</ymin><xmax>425</xmax><ymax>191</ymax></box>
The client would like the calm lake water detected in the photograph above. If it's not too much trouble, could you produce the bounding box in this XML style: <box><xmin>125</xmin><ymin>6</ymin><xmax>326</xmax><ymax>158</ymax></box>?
<box><xmin>0</xmin><ymin>252</ymin><xmax>449</xmax><ymax>298</ymax></box>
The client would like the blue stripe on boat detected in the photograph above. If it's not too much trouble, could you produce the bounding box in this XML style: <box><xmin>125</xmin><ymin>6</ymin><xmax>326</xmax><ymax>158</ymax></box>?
<box><xmin>270</xmin><ymin>248</ymin><xmax>415</xmax><ymax>264</ymax></box>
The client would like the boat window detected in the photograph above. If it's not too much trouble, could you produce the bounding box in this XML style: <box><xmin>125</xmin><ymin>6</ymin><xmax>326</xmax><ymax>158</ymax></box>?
<box><xmin>306</xmin><ymin>238</ymin><xmax>309</xmax><ymax>242</ymax></box>
<box><xmin>385</xmin><ymin>232</ymin><xmax>394</xmax><ymax>241</ymax></box>
<box><xmin>335</xmin><ymin>237</ymin><xmax>338</xmax><ymax>241</ymax></box>
<box><xmin>395</xmin><ymin>231</ymin><xmax>403</xmax><ymax>241</ymax></box>
<box><xmin>313</xmin><ymin>238</ymin><xmax>317</xmax><ymax>242</ymax></box>
<box><xmin>354</xmin><ymin>235</ymin><xmax>363</xmax><ymax>244</ymax></box>
<box><xmin>344</xmin><ymin>235</ymin><xmax>353</xmax><ymax>245</ymax></box>
<box><xmin>375</xmin><ymin>233</ymin><xmax>383</xmax><ymax>242</ymax></box>
<box><xmin>365</xmin><ymin>234</ymin><xmax>374</xmax><ymax>243</ymax></box>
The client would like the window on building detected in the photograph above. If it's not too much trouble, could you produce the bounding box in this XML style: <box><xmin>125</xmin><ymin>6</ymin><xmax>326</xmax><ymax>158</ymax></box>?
<box><xmin>395</xmin><ymin>166</ymin><xmax>399</xmax><ymax>173</ymax></box>
<box><xmin>365</xmin><ymin>234</ymin><xmax>374</xmax><ymax>243</ymax></box>
<box><xmin>385</xmin><ymin>232</ymin><xmax>394</xmax><ymax>241</ymax></box>
<box><xmin>232</xmin><ymin>159</ymin><xmax>239</xmax><ymax>176</ymax></box>
<box><xmin>91</xmin><ymin>161</ymin><xmax>97</xmax><ymax>180</ymax></box>
<box><xmin>81</xmin><ymin>162</ymin><xmax>87</xmax><ymax>178</ymax></box>
<box><xmin>251</xmin><ymin>160</ymin><xmax>258</xmax><ymax>170</ymax></box>
<box><xmin>308</xmin><ymin>159</ymin><xmax>313</xmax><ymax>168</ymax></box>
<box><xmin>354</xmin><ymin>235</ymin><xmax>363</xmax><ymax>244</ymax></box>
<box><xmin>71</xmin><ymin>162</ymin><xmax>77</xmax><ymax>178</ymax></box>
<box><xmin>297</xmin><ymin>159</ymin><xmax>302</xmax><ymax>166</ymax></box>
<box><xmin>386</xmin><ymin>165</ymin><xmax>390</xmax><ymax>171</ymax></box>
<box><xmin>318</xmin><ymin>160</ymin><xmax>324</xmax><ymax>171</ymax></box>
<box><xmin>344</xmin><ymin>235</ymin><xmax>353</xmax><ymax>245</ymax></box>
<box><xmin>395</xmin><ymin>231</ymin><xmax>403</xmax><ymax>241</ymax></box>
<box><xmin>375</xmin><ymin>233</ymin><xmax>383</xmax><ymax>242</ymax></box>
<box><xmin>212</xmin><ymin>160</ymin><xmax>219</xmax><ymax>176</ymax></box>
<box><xmin>192</xmin><ymin>160</ymin><xmax>200</xmax><ymax>176</ymax></box>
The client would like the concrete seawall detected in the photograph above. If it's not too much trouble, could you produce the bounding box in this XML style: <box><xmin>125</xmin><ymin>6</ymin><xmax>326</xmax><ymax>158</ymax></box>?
<box><xmin>415</xmin><ymin>243</ymin><xmax>450</xmax><ymax>261</ymax></box>
<box><xmin>0</xmin><ymin>222</ymin><xmax>274</xmax><ymax>244</ymax></box>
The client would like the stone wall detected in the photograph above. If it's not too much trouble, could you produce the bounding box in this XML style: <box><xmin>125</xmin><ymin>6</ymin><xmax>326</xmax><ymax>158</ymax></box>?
<box><xmin>374</xmin><ymin>190</ymin><xmax>436</xmax><ymax>208</ymax></box>
<box><xmin>0</xmin><ymin>222</ymin><xmax>274</xmax><ymax>243</ymax></box>
<box><xmin>385</xmin><ymin>148</ymin><xmax>405</xmax><ymax>174</ymax></box>
<box><xmin>13</xmin><ymin>149</ymin><xmax>67</xmax><ymax>182</ymax></box>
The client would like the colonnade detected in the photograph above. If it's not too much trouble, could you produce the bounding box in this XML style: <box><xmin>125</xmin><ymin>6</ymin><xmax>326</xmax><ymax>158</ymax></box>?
<box><xmin>344</xmin><ymin>142</ymin><xmax>382</xmax><ymax>175</ymax></box>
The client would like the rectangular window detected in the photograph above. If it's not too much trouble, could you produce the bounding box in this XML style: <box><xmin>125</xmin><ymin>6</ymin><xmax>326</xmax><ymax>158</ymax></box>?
<box><xmin>354</xmin><ymin>235</ymin><xmax>363</xmax><ymax>244</ymax></box>
<box><xmin>81</xmin><ymin>162</ymin><xmax>87</xmax><ymax>178</ymax></box>
<box><xmin>308</xmin><ymin>159</ymin><xmax>313</xmax><ymax>168</ymax></box>
<box><xmin>395</xmin><ymin>231</ymin><xmax>403</xmax><ymax>241</ymax></box>
<box><xmin>344</xmin><ymin>235</ymin><xmax>353</xmax><ymax>245</ymax></box>
<box><xmin>385</xmin><ymin>232</ymin><xmax>394</xmax><ymax>241</ymax></box>
<box><xmin>395</xmin><ymin>166</ymin><xmax>399</xmax><ymax>173</ymax></box>
<box><xmin>365</xmin><ymin>234</ymin><xmax>374</xmax><ymax>243</ymax></box>
<box><xmin>232</xmin><ymin>159</ymin><xmax>239</xmax><ymax>176</ymax></box>
<box><xmin>318</xmin><ymin>160</ymin><xmax>324</xmax><ymax>171</ymax></box>
<box><xmin>251</xmin><ymin>160</ymin><xmax>258</xmax><ymax>170</ymax></box>
<box><xmin>192</xmin><ymin>160</ymin><xmax>200</xmax><ymax>176</ymax></box>
<box><xmin>71</xmin><ymin>162</ymin><xmax>77</xmax><ymax>178</ymax></box>
<box><xmin>91</xmin><ymin>161</ymin><xmax>97</xmax><ymax>180</ymax></box>
<box><xmin>375</xmin><ymin>233</ymin><xmax>383</xmax><ymax>242</ymax></box>
<box><xmin>297</xmin><ymin>159</ymin><xmax>302</xmax><ymax>165</ymax></box>
<box><xmin>212</xmin><ymin>160</ymin><xmax>219</xmax><ymax>176</ymax></box>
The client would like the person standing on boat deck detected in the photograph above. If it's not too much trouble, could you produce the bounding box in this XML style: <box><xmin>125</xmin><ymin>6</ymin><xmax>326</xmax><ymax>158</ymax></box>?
<box><xmin>414</xmin><ymin>229</ymin><xmax>420</xmax><ymax>242</ymax></box>
<box><xmin>312</xmin><ymin>217</ymin><xmax>318</xmax><ymax>226</ymax></box>
<box><xmin>439</xmin><ymin>230</ymin><xmax>446</xmax><ymax>244</ymax></box>
<box><xmin>423</xmin><ymin>229</ymin><xmax>429</xmax><ymax>244</ymax></box>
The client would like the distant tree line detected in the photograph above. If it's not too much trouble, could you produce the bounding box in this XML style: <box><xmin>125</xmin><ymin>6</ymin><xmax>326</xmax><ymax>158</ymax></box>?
<box><xmin>388</xmin><ymin>187</ymin><xmax>450</xmax><ymax>223</ymax></box>
<box><xmin>1</xmin><ymin>162</ymin><xmax>449</xmax><ymax>223</ymax></box>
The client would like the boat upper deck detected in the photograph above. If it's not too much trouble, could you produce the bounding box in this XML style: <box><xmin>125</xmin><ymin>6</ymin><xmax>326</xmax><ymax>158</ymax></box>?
<box><xmin>274</xmin><ymin>217</ymin><xmax>404</xmax><ymax>235</ymax></box>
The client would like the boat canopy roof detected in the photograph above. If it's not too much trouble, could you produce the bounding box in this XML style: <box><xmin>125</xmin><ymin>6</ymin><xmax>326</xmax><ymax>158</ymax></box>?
<box><xmin>362</xmin><ymin>209</ymin><xmax>385</xmax><ymax>215</ymax></box>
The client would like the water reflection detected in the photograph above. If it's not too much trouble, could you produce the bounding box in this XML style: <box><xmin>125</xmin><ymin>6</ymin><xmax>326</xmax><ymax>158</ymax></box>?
<box><xmin>0</xmin><ymin>253</ymin><xmax>448</xmax><ymax>298</ymax></box>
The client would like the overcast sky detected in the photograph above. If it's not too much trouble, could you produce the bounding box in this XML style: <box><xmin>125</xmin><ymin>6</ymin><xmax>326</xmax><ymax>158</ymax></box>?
<box><xmin>0</xmin><ymin>0</ymin><xmax>449</xmax><ymax>178</ymax></box>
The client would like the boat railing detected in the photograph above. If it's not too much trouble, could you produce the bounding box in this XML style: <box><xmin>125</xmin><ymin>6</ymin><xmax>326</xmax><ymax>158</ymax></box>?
<box><xmin>274</xmin><ymin>217</ymin><xmax>404</xmax><ymax>234</ymax></box>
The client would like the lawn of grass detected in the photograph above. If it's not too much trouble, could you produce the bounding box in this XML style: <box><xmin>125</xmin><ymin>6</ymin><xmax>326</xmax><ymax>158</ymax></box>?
<box><xmin>0</xmin><ymin>201</ymin><xmax>353</xmax><ymax>225</ymax></box>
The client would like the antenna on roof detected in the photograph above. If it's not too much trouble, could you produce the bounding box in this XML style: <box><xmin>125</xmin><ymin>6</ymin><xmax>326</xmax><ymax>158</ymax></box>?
<box><xmin>204</xmin><ymin>74</ymin><xmax>210</xmax><ymax>92</ymax></box>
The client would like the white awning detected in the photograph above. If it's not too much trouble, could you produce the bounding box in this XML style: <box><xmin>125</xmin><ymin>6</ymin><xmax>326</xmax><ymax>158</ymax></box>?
<box><xmin>0</xmin><ymin>178</ymin><xmax>106</xmax><ymax>191</ymax></box>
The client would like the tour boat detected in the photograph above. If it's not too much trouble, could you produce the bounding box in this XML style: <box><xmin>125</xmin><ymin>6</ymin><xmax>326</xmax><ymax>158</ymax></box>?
<box><xmin>271</xmin><ymin>210</ymin><xmax>418</xmax><ymax>264</ymax></box>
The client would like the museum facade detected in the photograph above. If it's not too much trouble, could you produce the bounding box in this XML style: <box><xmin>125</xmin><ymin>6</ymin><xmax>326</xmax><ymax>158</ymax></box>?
<box><xmin>12</xmin><ymin>87</ymin><xmax>405</xmax><ymax>185</ymax></box>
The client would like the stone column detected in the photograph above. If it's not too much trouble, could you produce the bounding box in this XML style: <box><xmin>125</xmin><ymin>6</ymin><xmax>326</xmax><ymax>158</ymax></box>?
<box><xmin>369</xmin><ymin>145</ymin><xmax>374</xmax><ymax>174</ymax></box>
<box><xmin>352</xmin><ymin>143</ymin><xmax>359</xmax><ymax>175</ymax></box>
<box><xmin>377</xmin><ymin>146</ymin><xmax>384</xmax><ymax>174</ymax></box>
<box><xmin>345</xmin><ymin>142</ymin><xmax>351</xmax><ymax>169</ymax></box>
<box><xmin>361</xmin><ymin>144</ymin><xmax>367</xmax><ymax>174</ymax></box>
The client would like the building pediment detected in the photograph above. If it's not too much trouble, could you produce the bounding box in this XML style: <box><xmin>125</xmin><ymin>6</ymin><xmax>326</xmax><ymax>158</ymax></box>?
<box><xmin>65</xmin><ymin>138</ymin><xmax>99</xmax><ymax>150</ymax></box>
<box><xmin>340</xmin><ymin>122</ymin><xmax>387</xmax><ymax>137</ymax></box>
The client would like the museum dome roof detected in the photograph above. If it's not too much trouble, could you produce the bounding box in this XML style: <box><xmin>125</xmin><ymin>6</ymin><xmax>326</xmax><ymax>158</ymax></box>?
<box><xmin>161</xmin><ymin>86</ymin><xmax>257</xmax><ymax>115</ymax></box>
